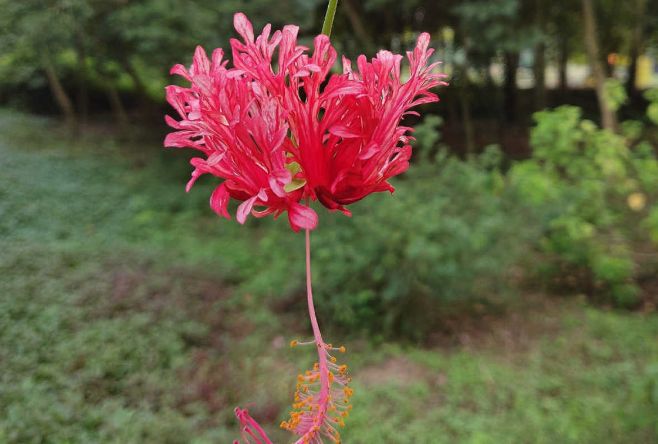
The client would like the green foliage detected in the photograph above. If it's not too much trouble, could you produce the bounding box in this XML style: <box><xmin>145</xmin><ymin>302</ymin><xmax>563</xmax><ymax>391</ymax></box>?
<box><xmin>0</xmin><ymin>110</ymin><xmax>535</xmax><ymax>343</ymax></box>
<box><xmin>2</xmin><ymin>108</ymin><xmax>658</xmax><ymax>443</ymax></box>
<box><xmin>452</xmin><ymin>0</ymin><xmax>538</xmax><ymax>55</ymax></box>
<box><xmin>603</xmin><ymin>78</ymin><xmax>627</xmax><ymax>112</ymax></box>
<box><xmin>346</xmin><ymin>306</ymin><xmax>658</xmax><ymax>443</ymax></box>
<box><xmin>411</xmin><ymin>115</ymin><xmax>444</xmax><ymax>161</ymax></box>
<box><xmin>644</xmin><ymin>88</ymin><xmax>658</xmax><ymax>127</ymax></box>
<box><xmin>643</xmin><ymin>206</ymin><xmax>658</xmax><ymax>244</ymax></box>
<box><xmin>0</xmin><ymin>0</ymin><xmax>324</xmax><ymax>104</ymax></box>
<box><xmin>510</xmin><ymin>105</ymin><xmax>658</xmax><ymax>306</ymax></box>
<box><xmin>309</xmin><ymin>152</ymin><xmax>536</xmax><ymax>339</ymax></box>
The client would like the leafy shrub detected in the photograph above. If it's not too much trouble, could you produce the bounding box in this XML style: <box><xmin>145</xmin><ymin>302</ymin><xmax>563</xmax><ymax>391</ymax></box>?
<box><xmin>301</xmin><ymin>148</ymin><xmax>537</xmax><ymax>340</ymax></box>
<box><xmin>411</xmin><ymin>114</ymin><xmax>446</xmax><ymax>161</ymax></box>
<box><xmin>509</xmin><ymin>104</ymin><xmax>658</xmax><ymax>306</ymax></box>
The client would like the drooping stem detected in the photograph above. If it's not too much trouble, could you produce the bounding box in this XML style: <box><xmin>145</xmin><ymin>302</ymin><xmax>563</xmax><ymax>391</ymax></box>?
<box><xmin>321</xmin><ymin>0</ymin><xmax>339</xmax><ymax>37</ymax></box>
<box><xmin>305</xmin><ymin>228</ymin><xmax>323</xmax><ymax>345</ymax></box>
<box><xmin>305</xmin><ymin>228</ymin><xmax>331</xmax><ymax>416</ymax></box>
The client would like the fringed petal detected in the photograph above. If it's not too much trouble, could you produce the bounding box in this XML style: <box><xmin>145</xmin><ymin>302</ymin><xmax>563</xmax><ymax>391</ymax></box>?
<box><xmin>288</xmin><ymin>202</ymin><xmax>318</xmax><ymax>232</ymax></box>
<box><xmin>209</xmin><ymin>182</ymin><xmax>232</xmax><ymax>218</ymax></box>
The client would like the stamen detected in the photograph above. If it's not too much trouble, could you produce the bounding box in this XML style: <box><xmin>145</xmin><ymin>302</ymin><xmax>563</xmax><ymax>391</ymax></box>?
<box><xmin>291</xmin><ymin>339</ymin><xmax>316</xmax><ymax>347</ymax></box>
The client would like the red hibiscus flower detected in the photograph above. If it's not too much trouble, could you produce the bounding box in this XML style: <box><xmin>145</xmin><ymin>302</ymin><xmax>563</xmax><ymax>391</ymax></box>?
<box><xmin>165</xmin><ymin>13</ymin><xmax>446</xmax><ymax>231</ymax></box>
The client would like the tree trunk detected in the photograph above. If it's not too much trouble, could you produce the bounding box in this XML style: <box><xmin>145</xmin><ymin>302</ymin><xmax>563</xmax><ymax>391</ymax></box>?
<box><xmin>42</xmin><ymin>54</ymin><xmax>77</xmax><ymax>137</ymax></box>
<box><xmin>504</xmin><ymin>51</ymin><xmax>519</xmax><ymax>124</ymax></box>
<box><xmin>460</xmin><ymin>85</ymin><xmax>475</xmax><ymax>159</ymax></box>
<box><xmin>458</xmin><ymin>45</ymin><xmax>475</xmax><ymax>158</ymax></box>
<box><xmin>582</xmin><ymin>0</ymin><xmax>617</xmax><ymax>131</ymax></box>
<box><xmin>534</xmin><ymin>0</ymin><xmax>546</xmax><ymax>111</ymax></box>
<box><xmin>120</xmin><ymin>60</ymin><xmax>155</xmax><ymax>124</ymax></box>
<box><xmin>626</xmin><ymin>0</ymin><xmax>647</xmax><ymax>103</ymax></box>
<box><xmin>534</xmin><ymin>41</ymin><xmax>546</xmax><ymax>111</ymax></box>
<box><xmin>74</xmin><ymin>32</ymin><xmax>88</xmax><ymax>133</ymax></box>
<box><xmin>105</xmin><ymin>81</ymin><xmax>130</xmax><ymax>130</ymax></box>
<box><xmin>558</xmin><ymin>34</ymin><xmax>568</xmax><ymax>101</ymax></box>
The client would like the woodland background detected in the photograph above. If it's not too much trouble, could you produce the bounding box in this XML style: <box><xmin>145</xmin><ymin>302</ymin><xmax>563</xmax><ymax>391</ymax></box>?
<box><xmin>1</xmin><ymin>1</ymin><xmax>658</xmax><ymax>443</ymax></box>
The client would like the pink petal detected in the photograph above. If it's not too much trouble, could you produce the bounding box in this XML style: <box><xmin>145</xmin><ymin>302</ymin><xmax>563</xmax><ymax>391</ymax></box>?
<box><xmin>170</xmin><ymin>64</ymin><xmax>191</xmax><ymax>80</ymax></box>
<box><xmin>268</xmin><ymin>169</ymin><xmax>292</xmax><ymax>198</ymax></box>
<box><xmin>185</xmin><ymin>169</ymin><xmax>201</xmax><ymax>192</ymax></box>
<box><xmin>292</xmin><ymin>69</ymin><xmax>310</xmax><ymax>78</ymax></box>
<box><xmin>192</xmin><ymin>46</ymin><xmax>210</xmax><ymax>76</ymax></box>
<box><xmin>329</xmin><ymin>124</ymin><xmax>361</xmax><ymax>139</ymax></box>
<box><xmin>237</xmin><ymin>195</ymin><xmax>258</xmax><ymax>224</ymax></box>
<box><xmin>164</xmin><ymin>132</ymin><xmax>191</xmax><ymax>148</ymax></box>
<box><xmin>210</xmin><ymin>183</ymin><xmax>231</xmax><ymax>218</ymax></box>
<box><xmin>416</xmin><ymin>32</ymin><xmax>431</xmax><ymax>53</ymax></box>
<box><xmin>164</xmin><ymin>115</ymin><xmax>180</xmax><ymax>129</ymax></box>
<box><xmin>287</xmin><ymin>202</ymin><xmax>318</xmax><ymax>232</ymax></box>
<box><xmin>234</xmin><ymin>407</ymin><xmax>274</xmax><ymax>444</ymax></box>
<box><xmin>211</xmin><ymin>48</ymin><xmax>225</xmax><ymax>72</ymax></box>
<box><xmin>359</xmin><ymin>142</ymin><xmax>379</xmax><ymax>159</ymax></box>
<box><xmin>234</xmin><ymin>13</ymin><xmax>254</xmax><ymax>43</ymax></box>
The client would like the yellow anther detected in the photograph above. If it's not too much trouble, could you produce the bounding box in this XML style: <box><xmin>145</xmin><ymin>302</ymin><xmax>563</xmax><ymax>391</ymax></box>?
<box><xmin>331</xmin><ymin>405</ymin><xmax>337</xmax><ymax>411</ymax></box>
<box><xmin>290</xmin><ymin>340</ymin><xmax>298</xmax><ymax>347</ymax></box>
<box><xmin>340</xmin><ymin>346</ymin><xmax>345</xmax><ymax>353</ymax></box>
<box><xmin>339</xmin><ymin>365</ymin><xmax>347</xmax><ymax>373</ymax></box>
<box><xmin>313</xmin><ymin>362</ymin><xmax>319</xmax><ymax>370</ymax></box>
<box><xmin>339</xmin><ymin>421</ymin><xmax>345</xmax><ymax>427</ymax></box>
<box><xmin>347</xmin><ymin>405</ymin><xmax>353</xmax><ymax>410</ymax></box>
<box><xmin>298</xmin><ymin>374</ymin><xmax>304</xmax><ymax>381</ymax></box>
<box><xmin>327</xmin><ymin>343</ymin><xmax>332</xmax><ymax>348</ymax></box>
<box><xmin>331</xmin><ymin>356</ymin><xmax>337</xmax><ymax>363</ymax></box>
<box><xmin>303</xmin><ymin>386</ymin><xmax>308</xmax><ymax>392</ymax></box>
<box><xmin>347</xmin><ymin>378</ymin><xmax>352</xmax><ymax>382</ymax></box>
<box><xmin>344</xmin><ymin>398</ymin><xmax>349</xmax><ymax>404</ymax></box>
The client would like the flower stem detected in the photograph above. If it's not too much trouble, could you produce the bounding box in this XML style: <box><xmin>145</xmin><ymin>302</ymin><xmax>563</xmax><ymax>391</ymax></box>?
<box><xmin>321</xmin><ymin>0</ymin><xmax>339</xmax><ymax>37</ymax></box>
<box><xmin>305</xmin><ymin>228</ymin><xmax>330</xmax><ymax>418</ymax></box>
<box><xmin>305</xmin><ymin>228</ymin><xmax>323</xmax><ymax>345</ymax></box>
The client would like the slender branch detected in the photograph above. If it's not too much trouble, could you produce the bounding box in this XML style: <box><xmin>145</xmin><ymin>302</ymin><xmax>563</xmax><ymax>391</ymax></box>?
<box><xmin>321</xmin><ymin>0</ymin><xmax>339</xmax><ymax>37</ymax></box>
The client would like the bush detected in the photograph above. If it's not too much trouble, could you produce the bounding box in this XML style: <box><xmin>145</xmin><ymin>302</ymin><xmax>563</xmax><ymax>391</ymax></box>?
<box><xmin>509</xmin><ymin>104</ymin><xmax>658</xmax><ymax>306</ymax></box>
<box><xmin>226</xmin><ymin>146</ymin><xmax>540</xmax><ymax>341</ymax></box>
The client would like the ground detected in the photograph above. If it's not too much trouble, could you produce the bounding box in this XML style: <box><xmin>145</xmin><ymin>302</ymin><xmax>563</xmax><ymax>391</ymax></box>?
<box><xmin>1</xmin><ymin>111</ymin><xmax>657</xmax><ymax>443</ymax></box>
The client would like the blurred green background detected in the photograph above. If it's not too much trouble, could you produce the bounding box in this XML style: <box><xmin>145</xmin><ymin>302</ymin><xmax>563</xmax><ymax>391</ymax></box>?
<box><xmin>2</xmin><ymin>0</ymin><xmax>658</xmax><ymax>443</ymax></box>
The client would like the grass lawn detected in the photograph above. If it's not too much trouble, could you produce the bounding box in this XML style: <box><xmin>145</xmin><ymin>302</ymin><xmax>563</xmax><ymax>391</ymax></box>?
<box><xmin>1</xmin><ymin>111</ymin><xmax>657</xmax><ymax>443</ymax></box>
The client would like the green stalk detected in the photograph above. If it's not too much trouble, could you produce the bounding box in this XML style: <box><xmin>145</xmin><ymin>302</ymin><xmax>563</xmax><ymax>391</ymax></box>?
<box><xmin>321</xmin><ymin>0</ymin><xmax>339</xmax><ymax>37</ymax></box>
